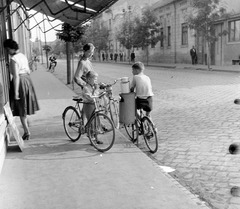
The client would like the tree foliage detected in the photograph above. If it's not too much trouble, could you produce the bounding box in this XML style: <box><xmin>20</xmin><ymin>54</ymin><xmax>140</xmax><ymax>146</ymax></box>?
<box><xmin>42</xmin><ymin>45</ymin><xmax>51</xmax><ymax>53</ymax></box>
<box><xmin>186</xmin><ymin>0</ymin><xmax>227</xmax><ymax>42</ymax></box>
<box><xmin>116</xmin><ymin>6</ymin><xmax>161</xmax><ymax>64</ymax></box>
<box><xmin>84</xmin><ymin>19</ymin><xmax>109</xmax><ymax>53</ymax></box>
<box><xmin>56</xmin><ymin>23</ymin><xmax>86</xmax><ymax>43</ymax></box>
<box><xmin>51</xmin><ymin>39</ymin><xmax>65</xmax><ymax>55</ymax></box>
<box><xmin>116</xmin><ymin>16</ymin><xmax>135</xmax><ymax>50</ymax></box>
<box><xmin>55</xmin><ymin>23</ymin><xmax>89</xmax><ymax>54</ymax></box>
<box><xmin>132</xmin><ymin>7</ymin><xmax>161</xmax><ymax>49</ymax></box>
<box><xmin>185</xmin><ymin>0</ymin><xmax>228</xmax><ymax>68</ymax></box>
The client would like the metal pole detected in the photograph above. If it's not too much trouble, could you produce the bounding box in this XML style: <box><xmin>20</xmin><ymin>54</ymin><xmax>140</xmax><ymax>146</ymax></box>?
<box><xmin>128</xmin><ymin>6</ymin><xmax>131</xmax><ymax>64</ymax></box>
<box><xmin>38</xmin><ymin>26</ymin><xmax>43</xmax><ymax>64</ymax></box>
<box><xmin>6</xmin><ymin>0</ymin><xmax>13</xmax><ymax>39</ymax></box>
<box><xmin>42</xmin><ymin>14</ymin><xmax>48</xmax><ymax>68</ymax></box>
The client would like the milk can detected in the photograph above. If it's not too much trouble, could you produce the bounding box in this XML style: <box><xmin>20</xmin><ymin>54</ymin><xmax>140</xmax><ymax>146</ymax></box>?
<box><xmin>120</xmin><ymin>77</ymin><xmax>130</xmax><ymax>94</ymax></box>
<box><xmin>119</xmin><ymin>92</ymin><xmax>136</xmax><ymax>125</ymax></box>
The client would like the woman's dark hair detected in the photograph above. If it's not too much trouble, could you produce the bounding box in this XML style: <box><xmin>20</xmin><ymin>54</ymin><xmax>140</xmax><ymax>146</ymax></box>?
<box><xmin>83</xmin><ymin>43</ymin><xmax>94</xmax><ymax>52</ymax></box>
<box><xmin>3</xmin><ymin>39</ymin><xmax>19</xmax><ymax>50</ymax></box>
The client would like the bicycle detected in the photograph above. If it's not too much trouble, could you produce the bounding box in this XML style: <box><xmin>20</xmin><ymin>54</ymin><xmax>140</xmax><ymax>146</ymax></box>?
<box><xmin>48</xmin><ymin>60</ymin><xmax>57</xmax><ymax>73</ymax></box>
<box><xmin>99</xmin><ymin>80</ymin><xmax>120</xmax><ymax>129</ymax></box>
<box><xmin>124</xmin><ymin>108</ymin><xmax>158</xmax><ymax>153</ymax></box>
<box><xmin>62</xmin><ymin>92</ymin><xmax>115</xmax><ymax>152</ymax></box>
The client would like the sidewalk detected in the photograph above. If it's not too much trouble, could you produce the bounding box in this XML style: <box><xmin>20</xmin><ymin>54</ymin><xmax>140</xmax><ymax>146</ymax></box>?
<box><xmin>0</xmin><ymin>64</ymin><xmax>210</xmax><ymax>209</ymax></box>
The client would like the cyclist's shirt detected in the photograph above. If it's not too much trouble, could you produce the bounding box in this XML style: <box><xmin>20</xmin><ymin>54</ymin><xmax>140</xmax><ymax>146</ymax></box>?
<box><xmin>130</xmin><ymin>73</ymin><xmax>154</xmax><ymax>99</ymax></box>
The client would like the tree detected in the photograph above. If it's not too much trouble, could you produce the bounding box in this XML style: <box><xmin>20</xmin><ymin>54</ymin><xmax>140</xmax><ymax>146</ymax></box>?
<box><xmin>133</xmin><ymin>7</ymin><xmax>161</xmax><ymax>65</ymax></box>
<box><xmin>51</xmin><ymin>39</ymin><xmax>65</xmax><ymax>56</ymax></box>
<box><xmin>84</xmin><ymin>19</ymin><xmax>109</xmax><ymax>57</ymax></box>
<box><xmin>116</xmin><ymin>12</ymin><xmax>135</xmax><ymax>61</ymax></box>
<box><xmin>117</xmin><ymin>6</ymin><xmax>161</xmax><ymax>65</ymax></box>
<box><xmin>42</xmin><ymin>45</ymin><xmax>52</xmax><ymax>68</ymax></box>
<box><xmin>56</xmin><ymin>23</ymin><xmax>87</xmax><ymax>84</ymax></box>
<box><xmin>42</xmin><ymin>44</ymin><xmax>51</xmax><ymax>53</ymax></box>
<box><xmin>185</xmin><ymin>0</ymin><xmax>228</xmax><ymax>69</ymax></box>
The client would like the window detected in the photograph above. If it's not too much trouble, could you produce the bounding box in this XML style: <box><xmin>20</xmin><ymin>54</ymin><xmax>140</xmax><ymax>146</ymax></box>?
<box><xmin>167</xmin><ymin>26</ymin><xmax>171</xmax><ymax>46</ymax></box>
<box><xmin>160</xmin><ymin>27</ymin><xmax>164</xmax><ymax>47</ymax></box>
<box><xmin>182</xmin><ymin>23</ymin><xmax>188</xmax><ymax>45</ymax></box>
<box><xmin>159</xmin><ymin>15</ymin><xmax>164</xmax><ymax>25</ymax></box>
<box><xmin>229</xmin><ymin>20</ymin><xmax>240</xmax><ymax>42</ymax></box>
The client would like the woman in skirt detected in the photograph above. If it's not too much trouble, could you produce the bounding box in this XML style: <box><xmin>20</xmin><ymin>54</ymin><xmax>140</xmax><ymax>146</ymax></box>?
<box><xmin>4</xmin><ymin>39</ymin><xmax>39</xmax><ymax>140</ymax></box>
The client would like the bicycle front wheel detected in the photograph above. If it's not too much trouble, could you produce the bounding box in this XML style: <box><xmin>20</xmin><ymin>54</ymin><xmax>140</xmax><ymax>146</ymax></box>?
<box><xmin>88</xmin><ymin>112</ymin><xmax>115</xmax><ymax>152</ymax></box>
<box><xmin>109</xmin><ymin>99</ymin><xmax>120</xmax><ymax>129</ymax></box>
<box><xmin>62</xmin><ymin>106</ymin><xmax>81</xmax><ymax>142</ymax></box>
<box><xmin>124</xmin><ymin>120</ymin><xmax>138</xmax><ymax>142</ymax></box>
<box><xmin>142</xmin><ymin>117</ymin><xmax>158</xmax><ymax>153</ymax></box>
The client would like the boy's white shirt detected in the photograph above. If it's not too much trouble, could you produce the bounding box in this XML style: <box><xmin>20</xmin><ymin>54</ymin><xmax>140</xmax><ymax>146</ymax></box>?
<box><xmin>130</xmin><ymin>72</ymin><xmax>154</xmax><ymax>99</ymax></box>
<box><xmin>82</xmin><ymin>83</ymin><xmax>99</xmax><ymax>103</ymax></box>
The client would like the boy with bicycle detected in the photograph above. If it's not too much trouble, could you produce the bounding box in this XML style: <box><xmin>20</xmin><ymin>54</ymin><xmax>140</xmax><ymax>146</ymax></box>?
<box><xmin>82</xmin><ymin>70</ymin><xmax>99</xmax><ymax>122</ymax></box>
<box><xmin>82</xmin><ymin>70</ymin><xmax>103</xmax><ymax>144</ymax></box>
<box><xmin>130</xmin><ymin>62</ymin><xmax>154</xmax><ymax>118</ymax></box>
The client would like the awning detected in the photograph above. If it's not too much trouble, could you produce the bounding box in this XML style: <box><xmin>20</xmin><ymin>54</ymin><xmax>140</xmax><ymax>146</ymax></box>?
<box><xmin>13</xmin><ymin>0</ymin><xmax>119</xmax><ymax>31</ymax></box>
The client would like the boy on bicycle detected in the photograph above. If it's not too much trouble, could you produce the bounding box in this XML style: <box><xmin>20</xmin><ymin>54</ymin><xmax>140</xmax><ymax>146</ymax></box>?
<box><xmin>130</xmin><ymin>62</ymin><xmax>154</xmax><ymax>118</ymax></box>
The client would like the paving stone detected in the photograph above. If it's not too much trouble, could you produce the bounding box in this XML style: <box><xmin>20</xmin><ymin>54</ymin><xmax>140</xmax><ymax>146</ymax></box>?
<box><xmin>54</xmin><ymin>63</ymin><xmax>240</xmax><ymax>209</ymax></box>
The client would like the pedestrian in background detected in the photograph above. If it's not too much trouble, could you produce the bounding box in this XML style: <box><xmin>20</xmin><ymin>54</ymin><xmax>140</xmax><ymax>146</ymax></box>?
<box><xmin>131</xmin><ymin>51</ymin><xmax>135</xmax><ymax>63</ymax></box>
<box><xmin>4</xmin><ymin>39</ymin><xmax>39</xmax><ymax>141</ymax></box>
<box><xmin>102</xmin><ymin>52</ymin><xmax>105</xmax><ymax>61</ymax></box>
<box><xmin>114</xmin><ymin>52</ymin><xmax>118</xmax><ymax>62</ymax></box>
<box><xmin>33</xmin><ymin>56</ymin><xmax>38</xmax><ymax>71</ymax></box>
<box><xmin>74</xmin><ymin>43</ymin><xmax>95</xmax><ymax>90</ymax></box>
<box><xmin>106</xmin><ymin>52</ymin><xmax>108</xmax><ymax>61</ymax></box>
<box><xmin>120</xmin><ymin>52</ymin><xmax>123</xmax><ymax>62</ymax></box>
<box><xmin>190</xmin><ymin>45</ymin><xmax>197</xmax><ymax>65</ymax></box>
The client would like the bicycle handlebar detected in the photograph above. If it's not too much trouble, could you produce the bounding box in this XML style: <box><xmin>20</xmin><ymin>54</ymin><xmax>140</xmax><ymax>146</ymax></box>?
<box><xmin>99</xmin><ymin>79</ymin><xmax>118</xmax><ymax>89</ymax></box>
<box><xmin>91</xmin><ymin>91</ymin><xmax>106</xmax><ymax>99</ymax></box>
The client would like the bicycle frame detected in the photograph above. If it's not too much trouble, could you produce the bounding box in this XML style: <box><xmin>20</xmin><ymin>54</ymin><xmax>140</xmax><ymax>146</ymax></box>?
<box><xmin>74</xmin><ymin>93</ymin><xmax>106</xmax><ymax>132</ymax></box>
<box><xmin>98</xmin><ymin>80</ymin><xmax>120</xmax><ymax>129</ymax></box>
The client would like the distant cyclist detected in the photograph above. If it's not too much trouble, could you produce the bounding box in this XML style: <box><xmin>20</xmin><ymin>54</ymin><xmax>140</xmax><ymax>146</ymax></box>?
<box><xmin>48</xmin><ymin>55</ymin><xmax>57</xmax><ymax>72</ymax></box>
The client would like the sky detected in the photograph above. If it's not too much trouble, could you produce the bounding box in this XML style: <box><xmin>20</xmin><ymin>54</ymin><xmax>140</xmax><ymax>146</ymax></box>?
<box><xmin>29</xmin><ymin>10</ymin><xmax>62</xmax><ymax>42</ymax></box>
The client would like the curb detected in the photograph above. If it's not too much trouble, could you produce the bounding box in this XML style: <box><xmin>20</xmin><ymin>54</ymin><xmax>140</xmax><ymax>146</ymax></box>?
<box><xmin>94</xmin><ymin>61</ymin><xmax>239</xmax><ymax>73</ymax></box>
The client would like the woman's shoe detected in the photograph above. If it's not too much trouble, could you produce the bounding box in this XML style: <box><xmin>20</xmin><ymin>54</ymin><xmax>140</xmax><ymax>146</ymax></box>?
<box><xmin>22</xmin><ymin>133</ymin><xmax>30</xmax><ymax>140</ymax></box>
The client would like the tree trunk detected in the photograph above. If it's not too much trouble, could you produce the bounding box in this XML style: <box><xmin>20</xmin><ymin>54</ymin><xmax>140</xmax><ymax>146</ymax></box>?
<box><xmin>66</xmin><ymin>42</ymin><xmax>71</xmax><ymax>84</ymax></box>
<box><xmin>207</xmin><ymin>41</ymin><xmax>211</xmax><ymax>70</ymax></box>
<box><xmin>146</xmin><ymin>46</ymin><xmax>149</xmax><ymax>66</ymax></box>
<box><xmin>72</xmin><ymin>51</ymin><xmax>75</xmax><ymax>90</ymax></box>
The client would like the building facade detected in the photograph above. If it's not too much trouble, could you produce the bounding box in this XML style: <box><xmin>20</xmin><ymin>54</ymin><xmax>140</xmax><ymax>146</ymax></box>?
<box><xmin>98</xmin><ymin>0</ymin><xmax>240</xmax><ymax>66</ymax></box>
<box><xmin>0</xmin><ymin>1</ymin><xmax>32</xmax><ymax>172</ymax></box>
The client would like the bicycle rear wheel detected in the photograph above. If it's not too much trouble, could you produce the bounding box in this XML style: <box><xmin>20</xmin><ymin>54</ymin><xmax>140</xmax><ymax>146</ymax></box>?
<box><xmin>142</xmin><ymin>116</ymin><xmax>158</xmax><ymax>153</ymax></box>
<box><xmin>88</xmin><ymin>112</ymin><xmax>115</xmax><ymax>152</ymax></box>
<box><xmin>109</xmin><ymin>99</ymin><xmax>119</xmax><ymax>129</ymax></box>
<box><xmin>62</xmin><ymin>106</ymin><xmax>81</xmax><ymax>142</ymax></box>
<box><xmin>124</xmin><ymin>120</ymin><xmax>138</xmax><ymax>142</ymax></box>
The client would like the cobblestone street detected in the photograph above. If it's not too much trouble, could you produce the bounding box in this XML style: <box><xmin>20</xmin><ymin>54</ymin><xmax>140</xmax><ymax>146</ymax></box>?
<box><xmin>52</xmin><ymin>60</ymin><xmax>240</xmax><ymax>209</ymax></box>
